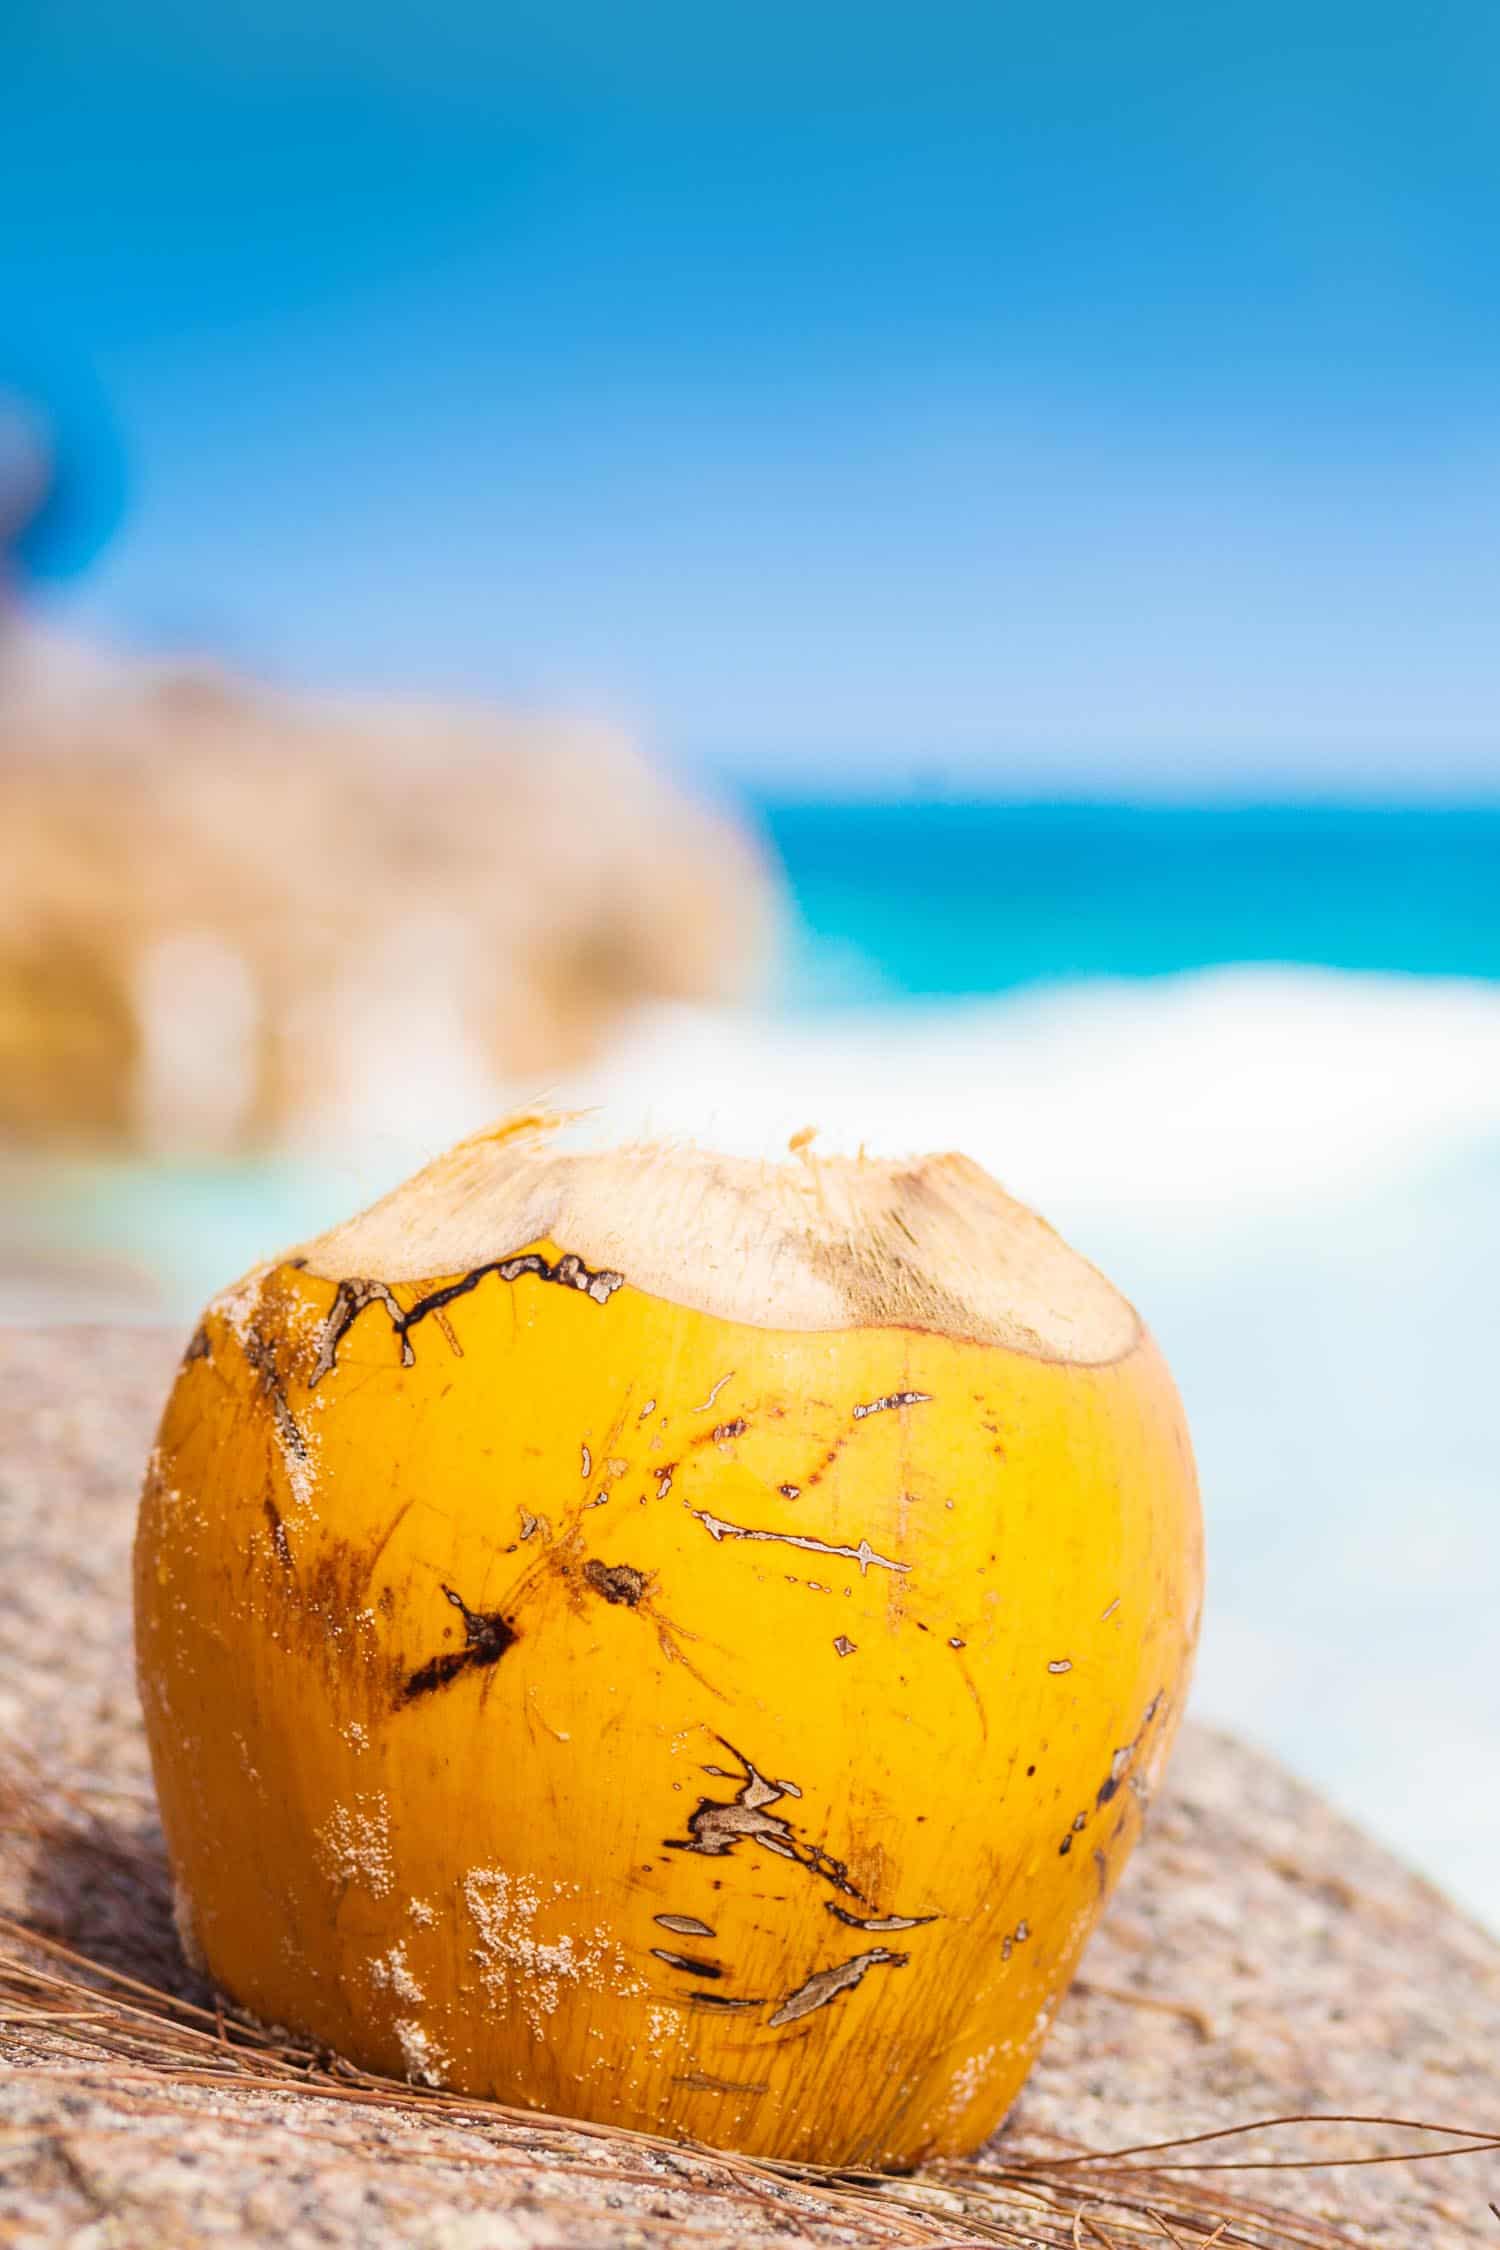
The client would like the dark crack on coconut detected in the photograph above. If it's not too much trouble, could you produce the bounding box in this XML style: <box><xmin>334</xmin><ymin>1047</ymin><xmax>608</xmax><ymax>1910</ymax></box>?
<box><xmin>826</xmin><ymin>1902</ymin><xmax>938</xmax><ymax>1933</ymax></box>
<box><xmin>583</xmin><ymin>1559</ymin><xmax>647</xmax><ymax>1607</ymax></box>
<box><xmin>404</xmin><ymin>1584</ymin><xmax>517</xmax><ymax>1700</ymax></box>
<box><xmin>1096</xmin><ymin>1691</ymin><xmax>1165</xmax><ymax>1807</ymax></box>
<box><xmin>1059</xmin><ymin>1690</ymin><xmax>1167</xmax><ymax>1853</ymax></box>
<box><xmin>851</xmin><ymin>1391</ymin><xmax>932</xmax><ymax>1420</ymax></box>
<box><xmin>651</xmin><ymin>1948</ymin><xmax>724</xmax><ymax>1979</ymax></box>
<box><xmin>674</xmin><ymin>2069</ymin><xmax>768</xmax><ymax>2096</ymax></box>
<box><xmin>768</xmin><ymin>1947</ymin><xmax>909</xmax><ymax>2028</ymax></box>
<box><xmin>239</xmin><ymin>1330</ymin><xmax>310</xmax><ymax>1471</ymax></box>
<box><xmin>310</xmin><ymin>1250</ymin><xmax>624</xmax><ymax>1386</ymax></box>
<box><xmin>664</xmin><ymin>1738</ymin><xmax>864</xmax><ymax>1900</ymax></box>
<box><xmin>686</xmin><ymin>1508</ymin><xmax>908</xmax><ymax>1579</ymax></box>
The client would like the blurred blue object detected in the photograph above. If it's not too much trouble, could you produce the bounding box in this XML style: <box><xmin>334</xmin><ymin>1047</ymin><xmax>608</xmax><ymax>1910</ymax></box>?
<box><xmin>1</xmin><ymin>356</ymin><xmax>127</xmax><ymax>583</ymax></box>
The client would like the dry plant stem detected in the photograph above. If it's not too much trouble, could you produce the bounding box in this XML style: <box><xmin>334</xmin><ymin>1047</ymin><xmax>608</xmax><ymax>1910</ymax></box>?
<box><xmin>4</xmin><ymin>1897</ymin><xmax>1490</xmax><ymax>2250</ymax></box>
<box><xmin>1070</xmin><ymin>1979</ymin><xmax>1215</xmax><ymax>2039</ymax></box>
<box><xmin>1003</xmin><ymin>2114</ymin><xmax>1500</xmax><ymax>2172</ymax></box>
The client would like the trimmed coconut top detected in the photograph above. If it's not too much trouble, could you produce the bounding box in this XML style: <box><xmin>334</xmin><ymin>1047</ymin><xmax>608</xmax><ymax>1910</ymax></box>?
<box><xmin>295</xmin><ymin>1115</ymin><xmax>1140</xmax><ymax>1365</ymax></box>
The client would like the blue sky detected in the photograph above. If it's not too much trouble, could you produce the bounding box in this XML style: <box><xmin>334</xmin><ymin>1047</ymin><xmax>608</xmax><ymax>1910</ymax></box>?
<box><xmin>6</xmin><ymin>0</ymin><xmax>1500</xmax><ymax>793</ymax></box>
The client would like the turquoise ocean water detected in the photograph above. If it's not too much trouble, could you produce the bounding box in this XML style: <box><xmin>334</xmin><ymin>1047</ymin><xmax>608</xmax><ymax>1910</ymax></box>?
<box><xmin>757</xmin><ymin>801</ymin><xmax>1500</xmax><ymax>1000</ymax></box>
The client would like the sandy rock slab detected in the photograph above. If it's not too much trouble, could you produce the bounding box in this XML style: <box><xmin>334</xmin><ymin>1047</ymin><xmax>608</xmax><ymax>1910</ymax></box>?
<box><xmin>0</xmin><ymin>637</ymin><xmax>774</xmax><ymax>1157</ymax></box>
<box><xmin>2</xmin><ymin>1325</ymin><xmax>1497</xmax><ymax>2248</ymax></box>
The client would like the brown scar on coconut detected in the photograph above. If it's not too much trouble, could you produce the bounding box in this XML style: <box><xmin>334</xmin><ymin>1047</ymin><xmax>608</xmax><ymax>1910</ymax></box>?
<box><xmin>403</xmin><ymin>1585</ymin><xmax>518</xmax><ymax>1700</ymax></box>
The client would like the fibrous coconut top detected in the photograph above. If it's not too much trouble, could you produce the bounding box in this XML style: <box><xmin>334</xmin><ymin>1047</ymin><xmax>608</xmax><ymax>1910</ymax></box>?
<box><xmin>296</xmin><ymin>1115</ymin><xmax>1139</xmax><ymax>1365</ymax></box>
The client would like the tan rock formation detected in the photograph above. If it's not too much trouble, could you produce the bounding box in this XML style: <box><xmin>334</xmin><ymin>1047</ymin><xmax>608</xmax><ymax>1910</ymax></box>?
<box><xmin>0</xmin><ymin>626</ymin><xmax>774</xmax><ymax>1154</ymax></box>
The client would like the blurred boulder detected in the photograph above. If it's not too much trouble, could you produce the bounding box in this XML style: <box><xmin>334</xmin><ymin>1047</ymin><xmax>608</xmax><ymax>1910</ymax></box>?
<box><xmin>0</xmin><ymin>625</ymin><xmax>776</xmax><ymax>1155</ymax></box>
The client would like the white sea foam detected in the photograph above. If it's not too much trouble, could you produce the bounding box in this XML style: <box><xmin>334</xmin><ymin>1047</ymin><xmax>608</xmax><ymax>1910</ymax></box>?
<box><xmin>547</xmin><ymin>964</ymin><xmax>1500</xmax><ymax>1232</ymax></box>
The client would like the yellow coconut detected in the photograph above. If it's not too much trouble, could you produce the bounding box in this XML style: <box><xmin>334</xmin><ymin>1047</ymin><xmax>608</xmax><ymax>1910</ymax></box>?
<box><xmin>134</xmin><ymin>1117</ymin><xmax>1202</xmax><ymax>2167</ymax></box>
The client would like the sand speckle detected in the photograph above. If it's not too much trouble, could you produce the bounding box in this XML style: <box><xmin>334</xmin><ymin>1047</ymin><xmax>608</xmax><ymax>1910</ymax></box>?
<box><xmin>370</xmin><ymin>1940</ymin><xmax>424</xmax><ymax>2004</ymax></box>
<box><xmin>464</xmin><ymin>1867</ymin><xmax>643</xmax><ymax>2041</ymax></box>
<box><xmin>393</xmin><ymin>2016</ymin><xmax>449</xmax><ymax>2088</ymax></box>
<box><xmin>317</xmin><ymin>1793</ymin><xmax>395</xmax><ymax>1898</ymax></box>
<box><xmin>171</xmin><ymin>1878</ymin><xmax>207</xmax><ymax>1974</ymax></box>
